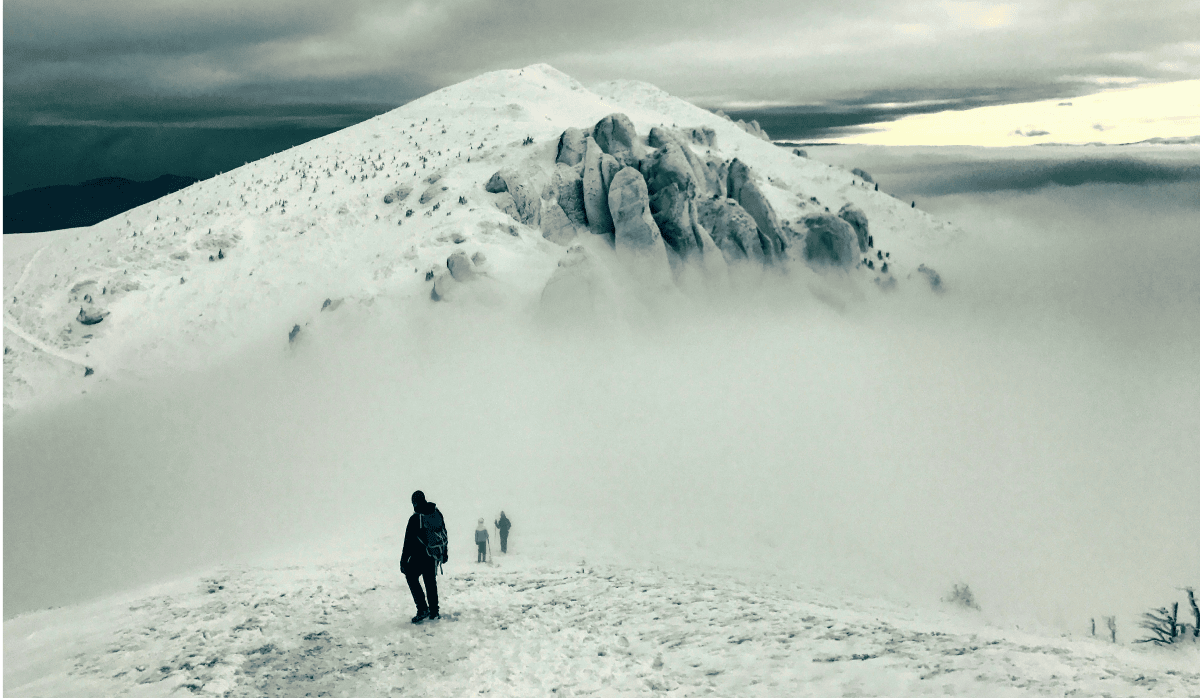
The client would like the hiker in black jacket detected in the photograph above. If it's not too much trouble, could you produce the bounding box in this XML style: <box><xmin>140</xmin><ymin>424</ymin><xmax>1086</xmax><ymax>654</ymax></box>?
<box><xmin>402</xmin><ymin>490</ymin><xmax>446</xmax><ymax>623</ymax></box>
<box><xmin>495</xmin><ymin>511</ymin><xmax>512</xmax><ymax>553</ymax></box>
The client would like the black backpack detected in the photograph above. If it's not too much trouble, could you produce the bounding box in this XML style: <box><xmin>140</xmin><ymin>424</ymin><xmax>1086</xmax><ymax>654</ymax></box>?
<box><xmin>419</xmin><ymin>507</ymin><xmax>449</xmax><ymax>573</ymax></box>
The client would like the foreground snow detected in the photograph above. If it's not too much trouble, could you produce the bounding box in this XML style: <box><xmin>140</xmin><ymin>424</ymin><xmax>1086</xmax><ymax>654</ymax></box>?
<box><xmin>6</xmin><ymin>544</ymin><xmax>1196</xmax><ymax>697</ymax></box>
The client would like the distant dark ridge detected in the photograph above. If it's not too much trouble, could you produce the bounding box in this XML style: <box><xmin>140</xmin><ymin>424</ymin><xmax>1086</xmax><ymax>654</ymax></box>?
<box><xmin>3</xmin><ymin>174</ymin><xmax>199</xmax><ymax>234</ymax></box>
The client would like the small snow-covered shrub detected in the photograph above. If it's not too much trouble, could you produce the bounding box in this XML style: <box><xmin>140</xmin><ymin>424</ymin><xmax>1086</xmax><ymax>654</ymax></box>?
<box><xmin>943</xmin><ymin>583</ymin><xmax>980</xmax><ymax>611</ymax></box>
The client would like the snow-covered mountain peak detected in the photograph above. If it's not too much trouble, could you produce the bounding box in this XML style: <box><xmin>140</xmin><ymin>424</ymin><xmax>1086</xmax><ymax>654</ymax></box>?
<box><xmin>3</xmin><ymin>64</ymin><xmax>957</xmax><ymax>412</ymax></box>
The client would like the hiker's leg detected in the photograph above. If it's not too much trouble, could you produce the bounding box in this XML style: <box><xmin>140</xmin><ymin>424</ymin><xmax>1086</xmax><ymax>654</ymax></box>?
<box><xmin>500</xmin><ymin>532</ymin><xmax>508</xmax><ymax>553</ymax></box>
<box><xmin>424</xmin><ymin>568</ymin><xmax>439</xmax><ymax>615</ymax></box>
<box><xmin>405</xmin><ymin>572</ymin><xmax>428</xmax><ymax>614</ymax></box>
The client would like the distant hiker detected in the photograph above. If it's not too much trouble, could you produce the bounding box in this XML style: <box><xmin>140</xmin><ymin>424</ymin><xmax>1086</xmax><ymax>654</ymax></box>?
<box><xmin>475</xmin><ymin>518</ymin><xmax>490</xmax><ymax>562</ymax></box>
<box><xmin>402</xmin><ymin>490</ymin><xmax>448</xmax><ymax>623</ymax></box>
<box><xmin>495</xmin><ymin>512</ymin><xmax>512</xmax><ymax>554</ymax></box>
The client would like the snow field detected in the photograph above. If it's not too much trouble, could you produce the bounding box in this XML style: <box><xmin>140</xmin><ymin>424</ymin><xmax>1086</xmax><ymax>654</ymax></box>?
<box><xmin>5</xmin><ymin>543</ymin><xmax>1197</xmax><ymax>697</ymax></box>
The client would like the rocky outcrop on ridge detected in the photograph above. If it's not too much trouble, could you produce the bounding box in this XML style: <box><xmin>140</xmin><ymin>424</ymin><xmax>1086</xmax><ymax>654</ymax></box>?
<box><xmin>592</xmin><ymin>114</ymin><xmax>642</xmax><ymax>168</ymax></box>
<box><xmin>486</xmin><ymin>169</ymin><xmax>541</xmax><ymax>226</ymax></box>
<box><xmin>713</xmin><ymin>110</ymin><xmax>771</xmax><ymax>141</ymax></box>
<box><xmin>480</xmin><ymin>109</ymin><xmax>895</xmax><ymax>305</ymax></box>
<box><xmin>696</xmin><ymin>198</ymin><xmax>767</xmax><ymax>265</ymax></box>
<box><xmin>725</xmin><ymin>159</ymin><xmax>786</xmax><ymax>264</ymax></box>
<box><xmin>838</xmin><ymin>203</ymin><xmax>870</xmax><ymax>253</ymax></box>
<box><xmin>608</xmin><ymin>167</ymin><xmax>672</xmax><ymax>287</ymax></box>
<box><xmin>582</xmin><ymin>137</ymin><xmax>620</xmax><ymax>235</ymax></box>
<box><xmin>801</xmin><ymin>214</ymin><xmax>857</xmax><ymax>269</ymax></box>
<box><xmin>556</xmin><ymin>127</ymin><xmax>586</xmax><ymax>166</ymax></box>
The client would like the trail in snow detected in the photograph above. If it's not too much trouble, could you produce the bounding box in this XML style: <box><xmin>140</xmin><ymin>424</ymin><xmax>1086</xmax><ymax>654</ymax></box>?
<box><xmin>6</xmin><ymin>546</ymin><xmax>1196</xmax><ymax>698</ymax></box>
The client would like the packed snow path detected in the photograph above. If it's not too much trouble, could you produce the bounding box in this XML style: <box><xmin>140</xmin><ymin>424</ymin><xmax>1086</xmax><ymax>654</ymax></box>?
<box><xmin>6</xmin><ymin>549</ymin><xmax>1196</xmax><ymax>697</ymax></box>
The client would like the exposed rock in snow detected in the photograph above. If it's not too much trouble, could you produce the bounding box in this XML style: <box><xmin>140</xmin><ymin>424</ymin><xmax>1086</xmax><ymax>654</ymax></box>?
<box><xmin>484</xmin><ymin>172</ymin><xmax>508</xmax><ymax>193</ymax></box>
<box><xmin>446</xmin><ymin>251</ymin><xmax>477</xmax><ymax>282</ymax></box>
<box><xmin>487</xmin><ymin>170</ymin><xmax>541</xmax><ymax>226</ymax></box>
<box><xmin>726</xmin><ymin>159</ymin><xmax>786</xmax><ymax>263</ymax></box>
<box><xmin>545</xmin><ymin>164</ymin><xmax>587</xmax><ymax>228</ymax></box>
<box><xmin>735</xmin><ymin>119</ymin><xmax>771</xmax><ymax>141</ymax></box>
<box><xmin>76</xmin><ymin>306</ymin><xmax>109</xmax><ymax>325</ymax></box>
<box><xmin>685</xmin><ymin>126</ymin><xmax>718</xmax><ymax>149</ymax></box>
<box><xmin>851</xmin><ymin>167</ymin><xmax>875</xmax><ymax>184</ymax></box>
<box><xmin>838</xmin><ymin>203</ymin><xmax>871</xmax><ymax>252</ymax></box>
<box><xmin>916</xmin><ymin>263</ymin><xmax>944</xmax><ymax>293</ymax></box>
<box><xmin>555</xmin><ymin>127</ymin><xmax>586</xmax><ymax>166</ymax></box>
<box><xmin>419</xmin><ymin>182</ymin><xmax>447</xmax><ymax>205</ymax></box>
<box><xmin>646</xmin><ymin>127</ymin><xmax>717</xmax><ymax>197</ymax></box>
<box><xmin>801</xmin><ymin>213</ymin><xmax>857</xmax><ymax>270</ymax></box>
<box><xmin>582</xmin><ymin>137</ymin><xmax>615</xmax><ymax>235</ymax></box>
<box><xmin>539</xmin><ymin>201</ymin><xmax>579</xmax><ymax>246</ymax></box>
<box><xmin>382</xmin><ymin>186</ymin><xmax>412</xmax><ymax>204</ymax></box>
<box><xmin>608</xmin><ymin>167</ymin><xmax>672</xmax><ymax>286</ymax></box>
<box><xmin>696</xmin><ymin>197</ymin><xmax>766</xmax><ymax>266</ymax></box>
<box><xmin>591</xmin><ymin>113</ymin><xmax>642</xmax><ymax>168</ymax></box>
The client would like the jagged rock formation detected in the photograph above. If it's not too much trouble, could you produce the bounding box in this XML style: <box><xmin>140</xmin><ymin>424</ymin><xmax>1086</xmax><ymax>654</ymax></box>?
<box><xmin>647</xmin><ymin>127</ymin><xmax>721</xmax><ymax>197</ymax></box>
<box><xmin>547</xmin><ymin>165</ymin><xmax>587</xmax><ymax>227</ymax></box>
<box><xmin>582</xmin><ymin>137</ymin><xmax>619</xmax><ymax>235</ymax></box>
<box><xmin>685</xmin><ymin>127</ymin><xmax>717</xmax><ymax>149</ymax></box>
<box><xmin>592</xmin><ymin>114</ymin><xmax>641</xmax><ymax>168</ymax></box>
<box><xmin>486</xmin><ymin>169</ymin><xmax>541</xmax><ymax>226</ymax></box>
<box><xmin>736</xmin><ymin>119</ymin><xmax>770</xmax><ymax>141</ymax></box>
<box><xmin>713</xmin><ymin>110</ymin><xmax>771</xmax><ymax>141</ymax></box>
<box><xmin>608</xmin><ymin>167</ymin><xmax>671</xmax><ymax>286</ymax></box>
<box><xmin>696</xmin><ymin>198</ymin><xmax>767</xmax><ymax>265</ymax></box>
<box><xmin>838</xmin><ymin>203</ymin><xmax>870</xmax><ymax>252</ymax></box>
<box><xmin>801</xmin><ymin>214</ymin><xmax>857</xmax><ymax>269</ymax></box>
<box><xmin>556</xmin><ymin>127</ymin><xmax>586</xmax><ymax>166</ymax></box>
<box><xmin>725</xmin><ymin>159</ymin><xmax>786</xmax><ymax>263</ymax></box>
<box><xmin>505</xmin><ymin>109</ymin><xmax>885</xmax><ymax>299</ymax></box>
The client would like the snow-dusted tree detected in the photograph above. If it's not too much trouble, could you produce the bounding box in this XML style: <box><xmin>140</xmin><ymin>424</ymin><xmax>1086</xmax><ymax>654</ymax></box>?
<box><xmin>1136</xmin><ymin>602</ymin><xmax>1179</xmax><ymax>645</ymax></box>
<box><xmin>1187</xmin><ymin>588</ymin><xmax>1200</xmax><ymax>639</ymax></box>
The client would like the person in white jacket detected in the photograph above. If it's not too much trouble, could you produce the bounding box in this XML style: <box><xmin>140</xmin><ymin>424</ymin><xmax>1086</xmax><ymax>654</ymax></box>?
<box><xmin>475</xmin><ymin>518</ymin><xmax>489</xmax><ymax>563</ymax></box>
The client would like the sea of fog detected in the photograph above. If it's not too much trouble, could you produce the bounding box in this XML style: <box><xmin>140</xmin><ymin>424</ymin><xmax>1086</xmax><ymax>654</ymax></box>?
<box><xmin>5</xmin><ymin>146</ymin><xmax>1198</xmax><ymax>635</ymax></box>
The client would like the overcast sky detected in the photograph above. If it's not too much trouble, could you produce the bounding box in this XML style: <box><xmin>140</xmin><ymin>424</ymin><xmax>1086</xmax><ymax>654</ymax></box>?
<box><xmin>5</xmin><ymin>0</ymin><xmax>1199</xmax><ymax>191</ymax></box>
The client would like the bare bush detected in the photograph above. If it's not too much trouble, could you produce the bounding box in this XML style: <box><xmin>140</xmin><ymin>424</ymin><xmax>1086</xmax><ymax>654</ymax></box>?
<box><xmin>943</xmin><ymin>583</ymin><xmax>980</xmax><ymax>611</ymax></box>
<box><xmin>1136</xmin><ymin>602</ymin><xmax>1180</xmax><ymax>645</ymax></box>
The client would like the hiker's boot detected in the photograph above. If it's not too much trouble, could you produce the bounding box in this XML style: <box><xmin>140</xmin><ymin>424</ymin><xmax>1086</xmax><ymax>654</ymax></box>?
<box><xmin>411</xmin><ymin>610</ymin><xmax>429</xmax><ymax>624</ymax></box>
<box><xmin>428</xmin><ymin>610</ymin><xmax>440</xmax><ymax>621</ymax></box>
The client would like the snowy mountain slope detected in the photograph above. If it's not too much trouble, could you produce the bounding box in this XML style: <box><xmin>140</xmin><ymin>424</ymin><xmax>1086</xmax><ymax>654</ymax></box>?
<box><xmin>5</xmin><ymin>543</ymin><xmax>1196</xmax><ymax>698</ymax></box>
<box><xmin>3</xmin><ymin>64</ymin><xmax>956</xmax><ymax>413</ymax></box>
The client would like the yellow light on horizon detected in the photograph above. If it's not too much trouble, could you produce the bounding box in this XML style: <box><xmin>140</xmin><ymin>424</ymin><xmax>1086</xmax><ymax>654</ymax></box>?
<box><xmin>810</xmin><ymin>79</ymin><xmax>1200</xmax><ymax>147</ymax></box>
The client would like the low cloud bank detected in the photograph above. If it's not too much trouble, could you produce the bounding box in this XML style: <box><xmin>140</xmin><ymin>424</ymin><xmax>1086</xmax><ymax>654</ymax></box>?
<box><xmin>6</xmin><ymin>159</ymin><xmax>1198</xmax><ymax>634</ymax></box>
<box><xmin>804</xmin><ymin>144</ymin><xmax>1200</xmax><ymax>200</ymax></box>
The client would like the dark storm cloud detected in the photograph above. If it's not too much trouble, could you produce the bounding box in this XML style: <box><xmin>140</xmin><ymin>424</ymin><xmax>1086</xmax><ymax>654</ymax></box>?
<box><xmin>4</xmin><ymin>0</ymin><xmax>1198</xmax><ymax>191</ymax></box>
